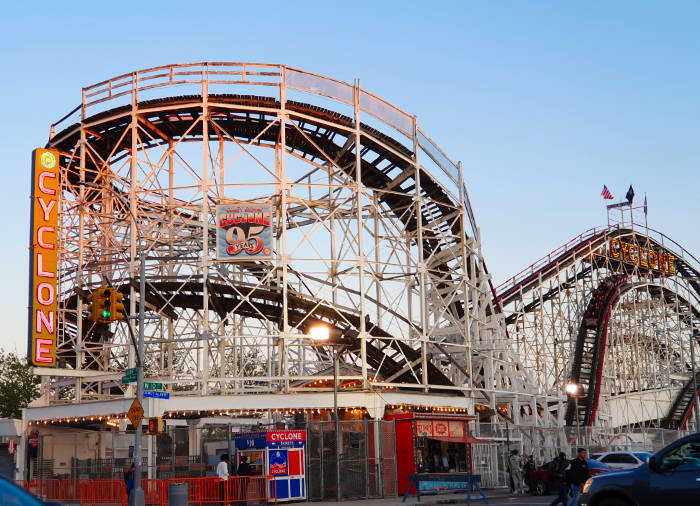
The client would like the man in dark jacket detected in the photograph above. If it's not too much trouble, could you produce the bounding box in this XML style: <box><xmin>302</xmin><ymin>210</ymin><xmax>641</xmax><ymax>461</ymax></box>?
<box><xmin>567</xmin><ymin>448</ymin><xmax>588</xmax><ymax>506</ymax></box>
<box><xmin>237</xmin><ymin>455</ymin><xmax>253</xmax><ymax>505</ymax></box>
<box><xmin>548</xmin><ymin>452</ymin><xmax>570</xmax><ymax>506</ymax></box>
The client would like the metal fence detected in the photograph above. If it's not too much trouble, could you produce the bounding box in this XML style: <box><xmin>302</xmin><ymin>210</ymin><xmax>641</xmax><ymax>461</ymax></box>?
<box><xmin>306</xmin><ymin>419</ymin><xmax>396</xmax><ymax>500</ymax></box>
<box><xmin>30</xmin><ymin>419</ymin><xmax>397</xmax><ymax>500</ymax></box>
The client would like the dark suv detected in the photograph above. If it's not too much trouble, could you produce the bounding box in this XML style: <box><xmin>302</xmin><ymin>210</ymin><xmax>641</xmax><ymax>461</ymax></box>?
<box><xmin>578</xmin><ymin>433</ymin><xmax>700</xmax><ymax>505</ymax></box>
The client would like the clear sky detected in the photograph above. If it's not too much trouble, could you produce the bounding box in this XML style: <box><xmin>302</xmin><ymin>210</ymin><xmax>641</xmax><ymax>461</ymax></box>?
<box><xmin>1</xmin><ymin>1</ymin><xmax>698</xmax><ymax>354</ymax></box>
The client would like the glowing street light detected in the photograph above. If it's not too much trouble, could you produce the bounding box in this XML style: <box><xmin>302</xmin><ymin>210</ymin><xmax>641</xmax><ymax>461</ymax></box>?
<box><xmin>565</xmin><ymin>382</ymin><xmax>579</xmax><ymax>397</ymax></box>
<box><xmin>309</xmin><ymin>325</ymin><xmax>330</xmax><ymax>342</ymax></box>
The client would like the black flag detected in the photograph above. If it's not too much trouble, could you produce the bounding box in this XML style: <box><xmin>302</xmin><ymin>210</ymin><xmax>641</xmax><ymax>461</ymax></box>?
<box><xmin>625</xmin><ymin>185</ymin><xmax>635</xmax><ymax>203</ymax></box>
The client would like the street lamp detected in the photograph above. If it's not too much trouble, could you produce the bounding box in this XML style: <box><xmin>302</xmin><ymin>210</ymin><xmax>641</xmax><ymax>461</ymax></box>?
<box><xmin>308</xmin><ymin>322</ymin><xmax>345</xmax><ymax>502</ymax></box>
<box><xmin>565</xmin><ymin>381</ymin><xmax>581</xmax><ymax>446</ymax></box>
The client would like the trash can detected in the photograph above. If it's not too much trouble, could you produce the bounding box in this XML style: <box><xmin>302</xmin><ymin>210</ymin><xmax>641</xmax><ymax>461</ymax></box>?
<box><xmin>168</xmin><ymin>482</ymin><xmax>188</xmax><ymax>506</ymax></box>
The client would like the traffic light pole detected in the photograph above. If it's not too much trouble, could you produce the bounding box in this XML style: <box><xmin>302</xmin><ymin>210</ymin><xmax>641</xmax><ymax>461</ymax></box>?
<box><xmin>131</xmin><ymin>250</ymin><xmax>146</xmax><ymax>506</ymax></box>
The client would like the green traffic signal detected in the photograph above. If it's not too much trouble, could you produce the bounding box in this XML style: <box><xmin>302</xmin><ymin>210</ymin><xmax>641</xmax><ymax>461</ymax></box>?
<box><xmin>102</xmin><ymin>309</ymin><xmax>112</xmax><ymax>319</ymax></box>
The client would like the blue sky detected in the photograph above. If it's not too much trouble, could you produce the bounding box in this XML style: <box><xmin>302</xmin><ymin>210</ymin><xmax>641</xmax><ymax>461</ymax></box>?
<box><xmin>1</xmin><ymin>1</ymin><xmax>698</xmax><ymax>353</ymax></box>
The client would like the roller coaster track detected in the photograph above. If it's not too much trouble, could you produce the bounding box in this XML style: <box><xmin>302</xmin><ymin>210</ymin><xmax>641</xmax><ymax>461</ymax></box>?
<box><xmin>51</xmin><ymin>92</ymin><xmax>476</xmax><ymax>392</ymax></box>
<box><xmin>62</xmin><ymin>278</ymin><xmax>456</xmax><ymax>390</ymax></box>
<box><xmin>495</xmin><ymin>226</ymin><xmax>700</xmax><ymax>428</ymax></box>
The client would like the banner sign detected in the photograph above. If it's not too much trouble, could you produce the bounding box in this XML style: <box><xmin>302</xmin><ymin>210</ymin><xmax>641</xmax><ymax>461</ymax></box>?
<box><xmin>235</xmin><ymin>432</ymin><xmax>267</xmax><ymax>450</ymax></box>
<box><xmin>414</xmin><ymin>420</ymin><xmax>466</xmax><ymax>442</ymax></box>
<box><xmin>267</xmin><ymin>430</ymin><xmax>306</xmax><ymax>447</ymax></box>
<box><xmin>27</xmin><ymin>149</ymin><xmax>60</xmax><ymax>367</ymax></box>
<box><xmin>216</xmin><ymin>204</ymin><xmax>273</xmax><ymax>261</ymax></box>
<box><xmin>269</xmin><ymin>449</ymin><xmax>289</xmax><ymax>476</ymax></box>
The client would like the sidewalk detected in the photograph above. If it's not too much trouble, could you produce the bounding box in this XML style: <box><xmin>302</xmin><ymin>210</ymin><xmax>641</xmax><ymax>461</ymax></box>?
<box><xmin>308</xmin><ymin>488</ymin><xmax>513</xmax><ymax>505</ymax></box>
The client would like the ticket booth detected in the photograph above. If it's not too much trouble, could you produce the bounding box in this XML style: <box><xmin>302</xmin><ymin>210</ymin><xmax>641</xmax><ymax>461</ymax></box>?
<box><xmin>234</xmin><ymin>430</ymin><xmax>307</xmax><ymax>502</ymax></box>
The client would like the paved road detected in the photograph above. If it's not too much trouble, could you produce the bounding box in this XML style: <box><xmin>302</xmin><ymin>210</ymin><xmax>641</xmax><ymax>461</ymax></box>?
<box><xmin>309</xmin><ymin>492</ymin><xmax>557</xmax><ymax>506</ymax></box>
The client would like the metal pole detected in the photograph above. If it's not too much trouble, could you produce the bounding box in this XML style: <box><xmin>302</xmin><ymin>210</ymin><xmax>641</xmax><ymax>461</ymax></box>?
<box><xmin>334</xmin><ymin>348</ymin><xmax>341</xmax><ymax>502</ymax></box>
<box><xmin>132</xmin><ymin>251</ymin><xmax>146</xmax><ymax>506</ymax></box>
<box><xmin>690</xmin><ymin>334</ymin><xmax>700</xmax><ymax>433</ymax></box>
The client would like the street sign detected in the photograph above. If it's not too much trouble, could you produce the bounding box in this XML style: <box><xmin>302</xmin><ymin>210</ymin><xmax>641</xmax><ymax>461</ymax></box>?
<box><xmin>143</xmin><ymin>390</ymin><xmax>170</xmax><ymax>399</ymax></box>
<box><xmin>127</xmin><ymin>398</ymin><xmax>144</xmax><ymax>428</ymax></box>
<box><xmin>121</xmin><ymin>368</ymin><xmax>137</xmax><ymax>384</ymax></box>
<box><xmin>143</xmin><ymin>382</ymin><xmax>164</xmax><ymax>391</ymax></box>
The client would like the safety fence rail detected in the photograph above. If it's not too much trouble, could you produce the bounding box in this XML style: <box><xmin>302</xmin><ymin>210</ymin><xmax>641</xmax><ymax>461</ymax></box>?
<box><xmin>19</xmin><ymin>475</ymin><xmax>277</xmax><ymax>505</ymax></box>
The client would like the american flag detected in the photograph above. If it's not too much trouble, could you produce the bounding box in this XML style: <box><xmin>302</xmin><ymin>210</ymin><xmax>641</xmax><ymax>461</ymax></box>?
<box><xmin>601</xmin><ymin>185</ymin><xmax>613</xmax><ymax>200</ymax></box>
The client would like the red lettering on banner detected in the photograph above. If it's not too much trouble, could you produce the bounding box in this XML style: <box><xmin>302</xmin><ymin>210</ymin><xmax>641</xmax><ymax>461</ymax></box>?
<box><xmin>35</xmin><ymin>338</ymin><xmax>53</xmax><ymax>363</ymax></box>
<box><xmin>36</xmin><ymin>310</ymin><xmax>54</xmax><ymax>334</ymax></box>
<box><xmin>37</xmin><ymin>226</ymin><xmax>55</xmax><ymax>249</ymax></box>
<box><xmin>38</xmin><ymin>171</ymin><xmax>57</xmax><ymax>195</ymax></box>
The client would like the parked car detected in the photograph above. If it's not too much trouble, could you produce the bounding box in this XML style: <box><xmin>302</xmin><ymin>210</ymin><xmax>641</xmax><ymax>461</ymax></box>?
<box><xmin>592</xmin><ymin>451</ymin><xmax>652</xmax><ymax>470</ymax></box>
<box><xmin>527</xmin><ymin>459</ymin><xmax>612</xmax><ymax>495</ymax></box>
<box><xmin>0</xmin><ymin>477</ymin><xmax>61</xmax><ymax>506</ymax></box>
<box><xmin>579</xmin><ymin>433</ymin><xmax>700</xmax><ymax>505</ymax></box>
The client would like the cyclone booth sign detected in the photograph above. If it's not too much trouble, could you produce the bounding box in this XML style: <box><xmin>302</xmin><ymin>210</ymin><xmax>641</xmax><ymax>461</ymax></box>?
<box><xmin>216</xmin><ymin>204</ymin><xmax>273</xmax><ymax>261</ymax></box>
<box><xmin>27</xmin><ymin>149</ymin><xmax>59</xmax><ymax>367</ymax></box>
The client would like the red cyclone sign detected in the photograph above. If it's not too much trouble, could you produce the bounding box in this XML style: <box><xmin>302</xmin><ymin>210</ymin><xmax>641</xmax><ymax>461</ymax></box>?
<box><xmin>267</xmin><ymin>430</ymin><xmax>306</xmax><ymax>442</ymax></box>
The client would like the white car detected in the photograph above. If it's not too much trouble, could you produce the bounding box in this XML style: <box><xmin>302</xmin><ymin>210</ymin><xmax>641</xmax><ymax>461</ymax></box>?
<box><xmin>591</xmin><ymin>451</ymin><xmax>652</xmax><ymax>470</ymax></box>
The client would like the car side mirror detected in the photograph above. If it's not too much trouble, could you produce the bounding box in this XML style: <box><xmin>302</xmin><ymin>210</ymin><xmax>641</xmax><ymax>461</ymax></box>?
<box><xmin>647</xmin><ymin>456</ymin><xmax>657</xmax><ymax>471</ymax></box>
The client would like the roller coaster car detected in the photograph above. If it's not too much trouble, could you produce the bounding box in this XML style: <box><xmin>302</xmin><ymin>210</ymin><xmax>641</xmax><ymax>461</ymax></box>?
<box><xmin>578</xmin><ymin>433</ymin><xmax>700</xmax><ymax>505</ymax></box>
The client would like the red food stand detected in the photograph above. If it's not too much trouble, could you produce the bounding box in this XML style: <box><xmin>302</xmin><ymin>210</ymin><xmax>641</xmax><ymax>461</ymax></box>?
<box><xmin>385</xmin><ymin>413</ymin><xmax>485</xmax><ymax>495</ymax></box>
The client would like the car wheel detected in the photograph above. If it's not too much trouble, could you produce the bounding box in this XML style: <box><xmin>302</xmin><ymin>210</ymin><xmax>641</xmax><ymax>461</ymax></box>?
<box><xmin>534</xmin><ymin>480</ymin><xmax>547</xmax><ymax>496</ymax></box>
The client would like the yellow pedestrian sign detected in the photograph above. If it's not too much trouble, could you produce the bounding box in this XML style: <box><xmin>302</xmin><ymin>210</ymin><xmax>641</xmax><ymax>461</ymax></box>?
<box><xmin>127</xmin><ymin>398</ymin><xmax>144</xmax><ymax>428</ymax></box>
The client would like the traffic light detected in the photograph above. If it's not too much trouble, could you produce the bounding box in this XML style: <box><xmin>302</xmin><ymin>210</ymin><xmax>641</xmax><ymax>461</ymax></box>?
<box><xmin>145</xmin><ymin>417</ymin><xmax>165</xmax><ymax>435</ymax></box>
<box><xmin>109</xmin><ymin>288</ymin><xmax>125</xmax><ymax>321</ymax></box>
<box><xmin>87</xmin><ymin>287</ymin><xmax>110</xmax><ymax>323</ymax></box>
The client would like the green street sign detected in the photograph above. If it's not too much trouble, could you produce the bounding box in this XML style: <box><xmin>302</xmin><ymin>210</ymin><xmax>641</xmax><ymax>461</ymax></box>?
<box><xmin>121</xmin><ymin>368</ymin><xmax>137</xmax><ymax>384</ymax></box>
<box><xmin>143</xmin><ymin>382</ymin><xmax>164</xmax><ymax>391</ymax></box>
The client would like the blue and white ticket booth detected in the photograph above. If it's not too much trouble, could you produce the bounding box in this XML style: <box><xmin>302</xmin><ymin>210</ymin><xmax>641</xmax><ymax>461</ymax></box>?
<box><xmin>234</xmin><ymin>430</ymin><xmax>307</xmax><ymax>502</ymax></box>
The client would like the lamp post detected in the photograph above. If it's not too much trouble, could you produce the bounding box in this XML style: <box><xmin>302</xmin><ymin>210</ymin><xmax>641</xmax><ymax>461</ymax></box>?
<box><xmin>566</xmin><ymin>382</ymin><xmax>581</xmax><ymax>446</ymax></box>
<box><xmin>689</xmin><ymin>334</ymin><xmax>700</xmax><ymax>433</ymax></box>
<box><xmin>309</xmin><ymin>324</ymin><xmax>345</xmax><ymax>502</ymax></box>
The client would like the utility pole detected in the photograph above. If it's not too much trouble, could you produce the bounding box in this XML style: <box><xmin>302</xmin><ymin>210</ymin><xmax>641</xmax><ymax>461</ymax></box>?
<box><xmin>131</xmin><ymin>251</ymin><xmax>146</xmax><ymax>506</ymax></box>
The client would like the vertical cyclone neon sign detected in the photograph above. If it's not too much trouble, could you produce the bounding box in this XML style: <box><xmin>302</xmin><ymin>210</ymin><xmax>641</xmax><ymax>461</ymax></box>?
<box><xmin>27</xmin><ymin>148</ymin><xmax>59</xmax><ymax>367</ymax></box>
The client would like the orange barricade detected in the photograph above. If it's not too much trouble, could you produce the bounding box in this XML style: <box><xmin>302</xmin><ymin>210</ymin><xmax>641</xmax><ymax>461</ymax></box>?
<box><xmin>61</xmin><ymin>478</ymin><xmax>88</xmax><ymax>502</ymax></box>
<box><xmin>163</xmin><ymin>476</ymin><xmax>223</xmax><ymax>505</ymax></box>
<box><xmin>226</xmin><ymin>475</ymin><xmax>276</xmax><ymax>505</ymax></box>
<box><xmin>80</xmin><ymin>479</ymin><xmax>127</xmax><ymax>506</ymax></box>
<box><xmin>28</xmin><ymin>479</ymin><xmax>61</xmax><ymax>501</ymax></box>
<box><xmin>142</xmin><ymin>478</ymin><xmax>164</xmax><ymax>506</ymax></box>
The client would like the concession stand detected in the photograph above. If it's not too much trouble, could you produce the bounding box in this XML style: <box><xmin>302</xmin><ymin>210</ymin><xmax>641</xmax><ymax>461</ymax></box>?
<box><xmin>385</xmin><ymin>413</ymin><xmax>485</xmax><ymax>495</ymax></box>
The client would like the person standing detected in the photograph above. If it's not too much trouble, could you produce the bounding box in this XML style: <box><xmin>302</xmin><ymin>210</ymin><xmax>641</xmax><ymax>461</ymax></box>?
<box><xmin>217</xmin><ymin>454</ymin><xmax>230</xmax><ymax>505</ymax></box>
<box><xmin>567</xmin><ymin>448</ymin><xmax>589</xmax><ymax>506</ymax></box>
<box><xmin>236</xmin><ymin>455</ymin><xmax>253</xmax><ymax>505</ymax></box>
<box><xmin>508</xmin><ymin>449</ymin><xmax>524</xmax><ymax>495</ymax></box>
<box><xmin>523</xmin><ymin>455</ymin><xmax>535</xmax><ymax>492</ymax></box>
<box><xmin>548</xmin><ymin>452</ymin><xmax>570</xmax><ymax>506</ymax></box>
<box><xmin>124</xmin><ymin>463</ymin><xmax>135</xmax><ymax>497</ymax></box>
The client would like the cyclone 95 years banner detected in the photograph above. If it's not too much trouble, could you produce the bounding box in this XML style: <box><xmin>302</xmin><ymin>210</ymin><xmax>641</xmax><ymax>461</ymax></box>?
<box><xmin>216</xmin><ymin>204</ymin><xmax>273</xmax><ymax>261</ymax></box>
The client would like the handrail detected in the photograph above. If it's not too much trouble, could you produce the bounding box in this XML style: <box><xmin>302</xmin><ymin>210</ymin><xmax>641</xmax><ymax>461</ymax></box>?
<box><xmin>495</xmin><ymin>225</ymin><xmax>614</xmax><ymax>294</ymax></box>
